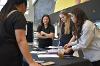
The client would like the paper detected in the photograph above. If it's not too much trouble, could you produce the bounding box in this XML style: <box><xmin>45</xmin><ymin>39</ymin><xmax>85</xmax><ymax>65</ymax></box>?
<box><xmin>38</xmin><ymin>54</ymin><xmax>59</xmax><ymax>58</ymax></box>
<box><xmin>30</xmin><ymin>51</ymin><xmax>47</xmax><ymax>54</ymax></box>
<box><xmin>41</xmin><ymin>61</ymin><xmax>55</xmax><ymax>66</ymax></box>
<box><xmin>35</xmin><ymin>60</ymin><xmax>45</xmax><ymax>64</ymax></box>
<box><xmin>47</xmin><ymin>49</ymin><xmax>58</xmax><ymax>53</ymax></box>
<box><xmin>47</xmin><ymin>46</ymin><xmax>62</xmax><ymax>49</ymax></box>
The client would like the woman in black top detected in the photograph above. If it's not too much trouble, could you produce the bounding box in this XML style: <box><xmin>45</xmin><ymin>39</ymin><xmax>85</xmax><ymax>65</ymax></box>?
<box><xmin>37</xmin><ymin>14</ymin><xmax>55</xmax><ymax>49</ymax></box>
<box><xmin>59</xmin><ymin>11</ymin><xmax>73</xmax><ymax>46</ymax></box>
<box><xmin>0</xmin><ymin>0</ymin><xmax>41</xmax><ymax>66</ymax></box>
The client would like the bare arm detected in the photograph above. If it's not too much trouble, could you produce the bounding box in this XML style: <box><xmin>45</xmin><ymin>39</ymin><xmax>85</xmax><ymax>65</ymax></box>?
<box><xmin>36</xmin><ymin>31</ymin><xmax>55</xmax><ymax>39</ymax></box>
<box><xmin>36</xmin><ymin>32</ymin><xmax>48</xmax><ymax>39</ymax></box>
<box><xmin>69</xmin><ymin>35</ymin><xmax>76</xmax><ymax>42</ymax></box>
<box><xmin>64</xmin><ymin>35</ymin><xmax>76</xmax><ymax>49</ymax></box>
<box><xmin>43</xmin><ymin>32</ymin><xmax>55</xmax><ymax>39</ymax></box>
<box><xmin>15</xmin><ymin>29</ymin><xmax>41</xmax><ymax>66</ymax></box>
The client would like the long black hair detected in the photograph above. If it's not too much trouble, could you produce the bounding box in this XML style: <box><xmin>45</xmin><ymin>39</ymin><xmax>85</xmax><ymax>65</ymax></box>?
<box><xmin>0</xmin><ymin>0</ymin><xmax>27</xmax><ymax>21</ymax></box>
<box><xmin>41</xmin><ymin>14</ymin><xmax>51</xmax><ymax>27</ymax></box>
<box><xmin>72</xmin><ymin>8</ymin><xmax>88</xmax><ymax>39</ymax></box>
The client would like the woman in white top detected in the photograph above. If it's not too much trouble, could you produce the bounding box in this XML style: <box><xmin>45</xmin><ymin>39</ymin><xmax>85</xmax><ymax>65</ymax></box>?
<box><xmin>63</xmin><ymin>8</ymin><xmax>100</xmax><ymax>66</ymax></box>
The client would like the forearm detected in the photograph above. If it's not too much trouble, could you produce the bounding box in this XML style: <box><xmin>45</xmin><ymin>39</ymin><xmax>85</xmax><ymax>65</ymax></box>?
<box><xmin>45</xmin><ymin>33</ymin><xmax>54</xmax><ymax>39</ymax></box>
<box><xmin>18</xmin><ymin>40</ymin><xmax>35</xmax><ymax>64</ymax></box>
<box><xmin>72</xmin><ymin>44</ymin><xmax>81</xmax><ymax>51</ymax></box>
<box><xmin>70</xmin><ymin>40</ymin><xmax>77</xmax><ymax>46</ymax></box>
<box><xmin>37</xmin><ymin>33</ymin><xmax>48</xmax><ymax>39</ymax></box>
<box><xmin>15</xmin><ymin>30</ymin><xmax>41</xmax><ymax>66</ymax></box>
<box><xmin>69</xmin><ymin>35</ymin><xmax>76</xmax><ymax>42</ymax></box>
<box><xmin>37</xmin><ymin>34</ymin><xmax>48</xmax><ymax>39</ymax></box>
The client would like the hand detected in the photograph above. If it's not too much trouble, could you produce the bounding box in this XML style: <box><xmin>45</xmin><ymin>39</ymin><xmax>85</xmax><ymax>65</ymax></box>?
<box><xmin>64</xmin><ymin>43</ymin><xmax>72</xmax><ymax>49</ymax></box>
<box><xmin>64</xmin><ymin>48</ymin><xmax>73</xmax><ymax>55</ymax></box>
<box><xmin>40</xmin><ymin>31</ymin><xmax>46</xmax><ymax>36</ymax></box>
<box><xmin>29</xmin><ymin>62</ymin><xmax>41</xmax><ymax>66</ymax></box>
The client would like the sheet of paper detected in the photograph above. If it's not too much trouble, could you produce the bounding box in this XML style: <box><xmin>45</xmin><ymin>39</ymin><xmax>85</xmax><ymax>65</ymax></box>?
<box><xmin>30</xmin><ymin>51</ymin><xmax>47</xmax><ymax>54</ymax></box>
<box><xmin>47</xmin><ymin>46</ymin><xmax>62</xmax><ymax>49</ymax></box>
<box><xmin>38</xmin><ymin>54</ymin><xmax>59</xmax><ymax>58</ymax></box>
<box><xmin>41</xmin><ymin>61</ymin><xmax>55</xmax><ymax>66</ymax></box>
<box><xmin>47</xmin><ymin>49</ymin><xmax>58</xmax><ymax>53</ymax></box>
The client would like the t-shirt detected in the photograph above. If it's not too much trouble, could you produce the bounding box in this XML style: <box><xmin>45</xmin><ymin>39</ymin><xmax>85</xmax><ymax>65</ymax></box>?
<box><xmin>37</xmin><ymin>25</ymin><xmax>55</xmax><ymax>48</ymax></box>
<box><xmin>60</xmin><ymin>21</ymin><xmax>73</xmax><ymax>46</ymax></box>
<box><xmin>0</xmin><ymin>11</ymin><xmax>26</xmax><ymax>66</ymax></box>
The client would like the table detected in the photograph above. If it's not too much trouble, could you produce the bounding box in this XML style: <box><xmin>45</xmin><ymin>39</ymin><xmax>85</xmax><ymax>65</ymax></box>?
<box><xmin>39</xmin><ymin>57</ymin><xmax>92</xmax><ymax>66</ymax></box>
<box><xmin>23</xmin><ymin>53</ymin><xmax>93</xmax><ymax>66</ymax></box>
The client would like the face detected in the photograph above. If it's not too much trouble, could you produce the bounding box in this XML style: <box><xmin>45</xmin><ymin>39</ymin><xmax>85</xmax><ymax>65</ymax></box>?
<box><xmin>71</xmin><ymin>14</ymin><xmax>77</xmax><ymax>23</ymax></box>
<box><xmin>59</xmin><ymin>14</ymin><xmax>67</xmax><ymax>23</ymax></box>
<box><xmin>43</xmin><ymin>16</ymin><xmax>49</xmax><ymax>25</ymax></box>
<box><xmin>17</xmin><ymin>3</ymin><xmax>27</xmax><ymax>14</ymax></box>
<box><xmin>21</xmin><ymin>3</ymin><xmax>27</xmax><ymax>13</ymax></box>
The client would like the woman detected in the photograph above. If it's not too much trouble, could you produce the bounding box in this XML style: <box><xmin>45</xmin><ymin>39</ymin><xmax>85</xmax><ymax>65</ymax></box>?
<box><xmin>59</xmin><ymin>10</ymin><xmax>73</xmax><ymax>46</ymax></box>
<box><xmin>37</xmin><ymin>14</ymin><xmax>55</xmax><ymax>49</ymax></box>
<box><xmin>63</xmin><ymin>8</ymin><xmax>100</xmax><ymax>66</ymax></box>
<box><xmin>0</xmin><ymin>0</ymin><xmax>41</xmax><ymax>66</ymax></box>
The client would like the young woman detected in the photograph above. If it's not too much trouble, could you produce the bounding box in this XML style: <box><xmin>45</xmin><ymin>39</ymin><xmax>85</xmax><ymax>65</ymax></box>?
<box><xmin>37</xmin><ymin>14</ymin><xmax>55</xmax><ymax>49</ymax></box>
<box><xmin>63</xmin><ymin>8</ymin><xmax>100</xmax><ymax>66</ymax></box>
<box><xmin>0</xmin><ymin>0</ymin><xmax>41</xmax><ymax>66</ymax></box>
<box><xmin>59</xmin><ymin>10</ymin><xmax>73</xmax><ymax>46</ymax></box>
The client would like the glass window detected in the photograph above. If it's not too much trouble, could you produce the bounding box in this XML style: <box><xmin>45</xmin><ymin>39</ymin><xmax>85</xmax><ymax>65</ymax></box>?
<box><xmin>0</xmin><ymin>0</ymin><xmax>29</xmax><ymax>15</ymax></box>
<box><xmin>0</xmin><ymin>0</ymin><xmax>7</xmax><ymax>11</ymax></box>
<box><xmin>25</xmin><ymin>0</ymin><xmax>29</xmax><ymax>15</ymax></box>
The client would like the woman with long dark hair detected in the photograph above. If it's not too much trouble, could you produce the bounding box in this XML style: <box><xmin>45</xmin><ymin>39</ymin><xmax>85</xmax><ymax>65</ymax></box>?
<box><xmin>0</xmin><ymin>0</ymin><xmax>41</xmax><ymax>66</ymax></box>
<box><xmin>37</xmin><ymin>14</ymin><xmax>55</xmax><ymax>49</ymax></box>
<box><xmin>61</xmin><ymin>8</ymin><xmax>100</xmax><ymax>66</ymax></box>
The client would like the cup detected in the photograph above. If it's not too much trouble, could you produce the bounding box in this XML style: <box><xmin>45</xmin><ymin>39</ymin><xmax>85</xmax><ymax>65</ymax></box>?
<box><xmin>57</xmin><ymin>47</ymin><xmax>64</xmax><ymax>59</ymax></box>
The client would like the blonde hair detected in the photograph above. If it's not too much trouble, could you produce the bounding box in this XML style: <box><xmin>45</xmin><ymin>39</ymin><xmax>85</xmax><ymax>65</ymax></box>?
<box><xmin>59</xmin><ymin>10</ymin><xmax>71</xmax><ymax>34</ymax></box>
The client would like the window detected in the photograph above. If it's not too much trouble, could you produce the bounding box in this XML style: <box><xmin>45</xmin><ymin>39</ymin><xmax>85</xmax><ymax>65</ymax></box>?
<box><xmin>0</xmin><ymin>0</ymin><xmax>29</xmax><ymax>15</ymax></box>
<box><xmin>25</xmin><ymin>0</ymin><xmax>29</xmax><ymax>15</ymax></box>
<box><xmin>0</xmin><ymin>0</ymin><xmax>7</xmax><ymax>11</ymax></box>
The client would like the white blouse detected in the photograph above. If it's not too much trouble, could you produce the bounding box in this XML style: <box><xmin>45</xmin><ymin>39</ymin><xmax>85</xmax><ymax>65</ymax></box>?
<box><xmin>71</xmin><ymin>20</ymin><xmax>100</xmax><ymax>62</ymax></box>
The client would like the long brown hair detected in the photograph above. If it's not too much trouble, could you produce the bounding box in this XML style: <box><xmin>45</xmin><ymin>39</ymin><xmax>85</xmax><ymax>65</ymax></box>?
<box><xmin>59</xmin><ymin>10</ymin><xmax>71</xmax><ymax>34</ymax></box>
<box><xmin>72</xmin><ymin>8</ymin><xmax>88</xmax><ymax>39</ymax></box>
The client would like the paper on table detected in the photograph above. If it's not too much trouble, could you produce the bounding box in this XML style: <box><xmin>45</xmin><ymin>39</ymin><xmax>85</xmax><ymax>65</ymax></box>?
<box><xmin>47</xmin><ymin>46</ymin><xmax>62</xmax><ymax>49</ymax></box>
<box><xmin>41</xmin><ymin>61</ymin><xmax>55</xmax><ymax>66</ymax></box>
<box><xmin>47</xmin><ymin>49</ymin><xmax>58</xmax><ymax>53</ymax></box>
<box><xmin>30</xmin><ymin>51</ymin><xmax>47</xmax><ymax>54</ymax></box>
<box><xmin>38</xmin><ymin>54</ymin><xmax>59</xmax><ymax>58</ymax></box>
<box><xmin>35</xmin><ymin>60</ymin><xmax>45</xmax><ymax>64</ymax></box>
